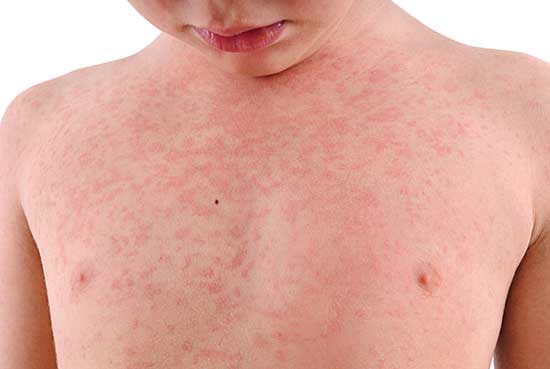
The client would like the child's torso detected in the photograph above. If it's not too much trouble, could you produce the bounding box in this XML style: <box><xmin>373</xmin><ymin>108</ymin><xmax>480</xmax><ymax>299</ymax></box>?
<box><xmin>20</xmin><ymin>45</ymin><xmax>533</xmax><ymax>369</ymax></box>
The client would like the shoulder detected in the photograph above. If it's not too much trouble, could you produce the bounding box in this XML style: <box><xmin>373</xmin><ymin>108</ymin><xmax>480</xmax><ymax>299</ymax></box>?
<box><xmin>0</xmin><ymin>78</ymin><xmax>56</xmax><ymax>196</ymax></box>
<box><xmin>522</xmin><ymin>53</ymin><xmax>550</xmax><ymax>249</ymax></box>
<box><xmin>0</xmin><ymin>56</ymin><xmax>134</xmax><ymax>206</ymax></box>
<box><xmin>1</xmin><ymin>56</ymin><xmax>129</xmax><ymax>137</ymax></box>
<box><xmin>440</xmin><ymin>43</ymin><xmax>550</xmax><ymax>248</ymax></box>
<box><xmin>464</xmin><ymin>45</ymin><xmax>547</xmax><ymax>105</ymax></box>
<box><xmin>484</xmin><ymin>49</ymin><xmax>550</xmax><ymax>249</ymax></box>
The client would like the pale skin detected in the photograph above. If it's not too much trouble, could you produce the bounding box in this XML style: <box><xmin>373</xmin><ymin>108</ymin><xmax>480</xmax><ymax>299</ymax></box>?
<box><xmin>0</xmin><ymin>1</ymin><xmax>549</xmax><ymax>368</ymax></box>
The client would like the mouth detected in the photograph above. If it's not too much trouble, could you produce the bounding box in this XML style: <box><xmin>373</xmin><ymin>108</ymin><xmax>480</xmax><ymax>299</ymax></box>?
<box><xmin>192</xmin><ymin>20</ymin><xmax>287</xmax><ymax>53</ymax></box>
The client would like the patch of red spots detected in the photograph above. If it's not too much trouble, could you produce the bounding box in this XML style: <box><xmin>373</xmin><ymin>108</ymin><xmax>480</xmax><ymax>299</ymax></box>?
<box><xmin>30</xmin><ymin>99</ymin><xmax>43</xmax><ymax>109</ymax></box>
<box><xmin>274</xmin><ymin>349</ymin><xmax>287</xmax><ymax>362</ymax></box>
<box><xmin>131</xmin><ymin>317</ymin><xmax>140</xmax><ymax>330</ymax></box>
<box><xmin>123</xmin><ymin>345</ymin><xmax>138</xmax><ymax>357</ymax></box>
<box><xmin>366</xmin><ymin>106</ymin><xmax>403</xmax><ymax>123</ymax></box>
<box><xmin>148</xmin><ymin>142</ymin><xmax>165</xmax><ymax>154</ymax></box>
<box><xmin>180</xmin><ymin>253</ymin><xmax>193</xmax><ymax>270</ymax></box>
<box><xmin>391</xmin><ymin>63</ymin><xmax>402</xmax><ymax>73</ymax></box>
<box><xmin>175</xmin><ymin>296</ymin><xmax>187</xmax><ymax>306</ymax></box>
<box><xmin>134</xmin><ymin>222</ymin><xmax>153</xmax><ymax>248</ymax></box>
<box><xmin>434</xmin><ymin>143</ymin><xmax>452</xmax><ymax>156</ymax></box>
<box><xmin>272</xmin><ymin>331</ymin><xmax>289</xmax><ymax>345</ymax></box>
<box><xmin>214</xmin><ymin>293</ymin><xmax>238</xmax><ymax>311</ymax></box>
<box><xmin>474</xmin><ymin>90</ymin><xmax>487</xmax><ymax>101</ymax></box>
<box><xmin>138</xmin><ymin>265</ymin><xmax>158</xmax><ymax>280</ymax></box>
<box><xmin>384</xmin><ymin>163</ymin><xmax>408</xmax><ymax>179</ymax></box>
<box><xmin>241</xmin><ymin>260</ymin><xmax>255</xmax><ymax>280</ymax></box>
<box><xmin>78</xmin><ymin>152</ymin><xmax>94</xmax><ymax>166</ymax></box>
<box><xmin>229</xmin><ymin>244</ymin><xmax>248</xmax><ymax>270</ymax></box>
<box><xmin>354</xmin><ymin>308</ymin><xmax>367</xmax><ymax>319</ymax></box>
<box><xmin>143</xmin><ymin>282</ymin><xmax>163</xmax><ymax>300</ymax></box>
<box><xmin>443</xmin><ymin>80</ymin><xmax>459</xmax><ymax>93</ymax></box>
<box><xmin>164</xmin><ymin>148</ymin><xmax>187</xmax><ymax>164</ymax></box>
<box><xmin>193</xmin><ymin>348</ymin><xmax>242</xmax><ymax>363</ymax></box>
<box><xmin>200</xmin><ymin>266</ymin><xmax>215</xmax><ymax>278</ymax></box>
<box><xmin>128</xmin><ymin>360</ymin><xmax>155</xmax><ymax>369</ymax></box>
<box><xmin>340</xmin><ymin>190</ymin><xmax>380</xmax><ymax>234</ymax></box>
<box><xmin>414</xmin><ymin>126</ymin><xmax>453</xmax><ymax>157</ymax></box>
<box><xmin>181</xmin><ymin>340</ymin><xmax>193</xmax><ymax>353</ymax></box>
<box><xmin>495</xmin><ymin>73</ymin><xmax>513</xmax><ymax>83</ymax></box>
<box><xmin>368</xmin><ymin>68</ymin><xmax>389</xmax><ymax>84</ymax></box>
<box><xmin>158</xmin><ymin>253</ymin><xmax>172</xmax><ymax>264</ymax></box>
<box><xmin>174</xmin><ymin>226</ymin><xmax>191</xmax><ymax>241</ymax></box>
<box><xmin>233</xmin><ymin>287</ymin><xmax>241</xmax><ymax>298</ymax></box>
<box><xmin>205</xmin><ymin>281</ymin><xmax>224</xmax><ymax>294</ymax></box>
<box><xmin>229</xmin><ymin>223</ymin><xmax>245</xmax><ymax>239</ymax></box>
<box><xmin>111</xmin><ymin>275</ymin><xmax>135</xmax><ymax>290</ymax></box>
<box><xmin>253</xmin><ymin>333</ymin><xmax>270</xmax><ymax>349</ymax></box>
<box><xmin>165</xmin><ymin>323</ymin><xmax>176</xmax><ymax>334</ymax></box>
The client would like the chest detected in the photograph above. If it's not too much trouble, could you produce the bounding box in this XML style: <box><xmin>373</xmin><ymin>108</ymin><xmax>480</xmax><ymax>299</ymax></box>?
<box><xmin>21</xmin><ymin>89</ymin><xmax>531</xmax><ymax>367</ymax></box>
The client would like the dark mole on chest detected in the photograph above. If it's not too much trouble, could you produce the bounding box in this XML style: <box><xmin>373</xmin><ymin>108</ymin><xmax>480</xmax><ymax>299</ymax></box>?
<box><xmin>215</xmin><ymin>199</ymin><xmax>219</xmax><ymax>205</ymax></box>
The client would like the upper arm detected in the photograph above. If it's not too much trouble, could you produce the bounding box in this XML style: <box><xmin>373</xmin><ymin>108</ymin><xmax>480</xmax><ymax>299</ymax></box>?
<box><xmin>0</xmin><ymin>91</ymin><xmax>57</xmax><ymax>369</ymax></box>
<box><xmin>494</xmin><ymin>54</ymin><xmax>550</xmax><ymax>369</ymax></box>
<box><xmin>494</xmin><ymin>233</ymin><xmax>550</xmax><ymax>369</ymax></box>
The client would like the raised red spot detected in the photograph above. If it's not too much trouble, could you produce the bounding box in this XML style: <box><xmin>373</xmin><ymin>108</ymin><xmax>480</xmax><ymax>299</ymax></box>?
<box><xmin>229</xmin><ymin>245</ymin><xmax>248</xmax><ymax>270</ymax></box>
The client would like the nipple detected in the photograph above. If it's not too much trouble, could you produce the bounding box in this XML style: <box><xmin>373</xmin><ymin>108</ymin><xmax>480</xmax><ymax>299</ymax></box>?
<box><xmin>69</xmin><ymin>260</ymin><xmax>97</xmax><ymax>304</ymax></box>
<box><xmin>415</xmin><ymin>261</ymin><xmax>442</xmax><ymax>296</ymax></box>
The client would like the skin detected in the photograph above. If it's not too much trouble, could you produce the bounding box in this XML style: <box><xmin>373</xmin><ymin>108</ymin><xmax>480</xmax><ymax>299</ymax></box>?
<box><xmin>127</xmin><ymin>0</ymin><xmax>390</xmax><ymax>77</ymax></box>
<box><xmin>1</xmin><ymin>1</ymin><xmax>550</xmax><ymax>369</ymax></box>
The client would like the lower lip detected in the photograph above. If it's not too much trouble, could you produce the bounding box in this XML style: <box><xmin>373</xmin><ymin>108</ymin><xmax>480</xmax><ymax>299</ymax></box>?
<box><xmin>193</xmin><ymin>20</ymin><xmax>286</xmax><ymax>53</ymax></box>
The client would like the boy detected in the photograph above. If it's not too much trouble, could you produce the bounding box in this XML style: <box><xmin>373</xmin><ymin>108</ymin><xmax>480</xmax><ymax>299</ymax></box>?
<box><xmin>1</xmin><ymin>1</ymin><xmax>549</xmax><ymax>368</ymax></box>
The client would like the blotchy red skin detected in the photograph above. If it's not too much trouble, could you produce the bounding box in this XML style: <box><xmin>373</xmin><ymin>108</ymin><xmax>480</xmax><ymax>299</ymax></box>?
<box><xmin>16</xmin><ymin>34</ymin><xmax>538</xmax><ymax>369</ymax></box>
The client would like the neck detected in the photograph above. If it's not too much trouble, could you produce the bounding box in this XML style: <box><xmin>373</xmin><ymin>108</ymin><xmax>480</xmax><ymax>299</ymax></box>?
<box><xmin>135</xmin><ymin>1</ymin><xmax>426</xmax><ymax>90</ymax></box>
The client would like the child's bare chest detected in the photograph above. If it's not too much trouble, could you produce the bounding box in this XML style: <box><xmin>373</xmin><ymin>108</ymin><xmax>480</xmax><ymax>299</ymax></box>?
<box><xmin>22</xmin><ymin>76</ymin><xmax>531</xmax><ymax>369</ymax></box>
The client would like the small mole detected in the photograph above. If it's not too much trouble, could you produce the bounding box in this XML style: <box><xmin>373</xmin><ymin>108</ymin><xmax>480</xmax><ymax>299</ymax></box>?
<box><xmin>215</xmin><ymin>199</ymin><xmax>219</xmax><ymax>205</ymax></box>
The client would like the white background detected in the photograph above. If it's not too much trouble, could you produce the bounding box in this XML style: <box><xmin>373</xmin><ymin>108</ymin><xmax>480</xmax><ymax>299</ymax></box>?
<box><xmin>1</xmin><ymin>2</ymin><xmax>550</xmax><ymax>368</ymax></box>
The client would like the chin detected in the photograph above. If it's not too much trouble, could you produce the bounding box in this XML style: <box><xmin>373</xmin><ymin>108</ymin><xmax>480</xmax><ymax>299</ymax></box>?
<box><xmin>208</xmin><ymin>54</ymin><xmax>300</xmax><ymax>79</ymax></box>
